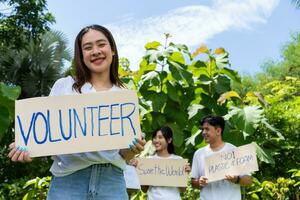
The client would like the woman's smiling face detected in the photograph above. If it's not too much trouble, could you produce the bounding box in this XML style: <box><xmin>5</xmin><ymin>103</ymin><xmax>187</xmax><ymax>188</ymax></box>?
<box><xmin>81</xmin><ymin>29</ymin><xmax>114</xmax><ymax>77</ymax></box>
<box><xmin>153</xmin><ymin>130</ymin><xmax>170</xmax><ymax>152</ymax></box>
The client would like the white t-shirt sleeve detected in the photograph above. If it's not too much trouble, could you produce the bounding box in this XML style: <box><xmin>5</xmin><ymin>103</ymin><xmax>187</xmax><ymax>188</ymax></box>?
<box><xmin>191</xmin><ymin>150</ymin><xmax>200</xmax><ymax>179</ymax></box>
<box><xmin>49</xmin><ymin>76</ymin><xmax>73</xmax><ymax>96</ymax></box>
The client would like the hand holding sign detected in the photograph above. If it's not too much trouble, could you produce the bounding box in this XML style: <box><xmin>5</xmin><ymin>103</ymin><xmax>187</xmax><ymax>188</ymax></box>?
<box><xmin>120</xmin><ymin>137</ymin><xmax>146</xmax><ymax>162</ymax></box>
<box><xmin>8</xmin><ymin>142</ymin><xmax>32</xmax><ymax>162</ymax></box>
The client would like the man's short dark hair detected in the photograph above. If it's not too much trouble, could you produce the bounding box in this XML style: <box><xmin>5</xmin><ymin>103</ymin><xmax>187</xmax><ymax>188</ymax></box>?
<box><xmin>200</xmin><ymin>115</ymin><xmax>225</xmax><ymax>135</ymax></box>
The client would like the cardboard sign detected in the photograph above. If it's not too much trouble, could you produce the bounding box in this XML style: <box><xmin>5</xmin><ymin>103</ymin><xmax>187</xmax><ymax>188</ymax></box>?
<box><xmin>15</xmin><ymin>90</ymin><xmax>141</xmax><ymax>157</ymax></box>
<box><xmin>205</xmin><ymin>143</ymin><xmax>258</xmax><ymax>182</ymax></box>
<box><xmin>136</xmin><ymin>158</ymin><xmax>188</xmax><ymax>187</ymax></box>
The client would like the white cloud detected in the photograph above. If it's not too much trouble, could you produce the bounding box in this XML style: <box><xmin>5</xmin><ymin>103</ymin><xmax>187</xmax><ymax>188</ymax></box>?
<box><xmin>107</xmin><ymin>0</ymin><xmax>279</xmax><ymax>70</ymax></box>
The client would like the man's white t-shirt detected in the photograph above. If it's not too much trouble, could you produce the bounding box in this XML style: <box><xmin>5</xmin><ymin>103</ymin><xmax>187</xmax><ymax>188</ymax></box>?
<box><xmin>191</xmin><ymin>143</ymin><xmax>241</xmax><ymax>200</ymax></box>
<box><xmin>147</xmin><ymin>154</ymin><xmax>182</xmax><ymax>200</ymax></box>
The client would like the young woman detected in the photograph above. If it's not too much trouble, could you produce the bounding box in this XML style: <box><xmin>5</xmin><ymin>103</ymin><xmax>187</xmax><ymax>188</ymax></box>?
<box><xmin>8</xmin><ymin>24</ymin><xmax>145</xmax><ymax>200</ymax></box>
<box><xmin>134</xmin><ymin>126</ymin><xmax>191</xmax><ymax>200</ymax></box>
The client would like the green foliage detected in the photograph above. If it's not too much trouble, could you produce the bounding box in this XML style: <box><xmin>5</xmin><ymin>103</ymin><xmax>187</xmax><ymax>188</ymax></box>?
<box><xmin>123</xmin><ymin>39</ymin><xmax>241</xmax><ymax>157</ymax></box>
<box><xmin>0</xmin><ymin>30</ymin><xmax>71</xmax><ymax>98</ymax></box>
<box><xmin>246</xmin><ymin>169</ymin><xmax>300</xmax><ymax>200</ymax></box>
<box><xmin>0</xmin><ymin>178</ymin><xmax>26</xmax><ymax>200</ymax></box>
<box><xmin>129</xmin><ymin>190</ymin><xmax>147</xmax><ymax>200</ymax></box>
<box><xmin>257</xmin><ymin>77</ymin><xmax>300</xmax><ymax>177</ymax></box>
<box><xmin>0</xmin><ymin>176</ymin><xmax>51</xmax><ymax>200</ymax></box>
<box><xmin>22</xmin><ymin>176</ymin><xmax>51</xmax><ymax>200</ymax></box>
<box><xmin>0</xmin><ymin>83</ymin><xmax>20</xmax><ymax>139</ymax></box>
<box><xmin>0</xmin><ymin>0</ymin><xmax>55</xmax><ymax>49</ymax></box>
<box><xmin>181</xmin><ymin>178</ymin><xmax>200</xmax><ymax>200</ymax></box>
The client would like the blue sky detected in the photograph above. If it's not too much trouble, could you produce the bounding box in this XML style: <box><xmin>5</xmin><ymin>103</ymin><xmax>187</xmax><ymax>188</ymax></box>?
<box><xmin>47</xmin><ymin>0</ymin><xmax>300</xmax><ymax>75</ymax></box>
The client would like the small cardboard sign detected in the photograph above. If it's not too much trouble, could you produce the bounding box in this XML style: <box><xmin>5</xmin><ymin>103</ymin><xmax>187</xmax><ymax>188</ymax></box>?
<box><xmin>15</xmin><ymin>90</ymin><xmax>141</xmax><ymax>157</ymax></box>
<box><xmin>205</xmin><ymin>143</ymin><xmax>258</xmax><ymax>182</ymax></box>
<box><xmin>136</xmin><ymin>158</ymin><xmax>188</xmax><ymax>187</ymax></box>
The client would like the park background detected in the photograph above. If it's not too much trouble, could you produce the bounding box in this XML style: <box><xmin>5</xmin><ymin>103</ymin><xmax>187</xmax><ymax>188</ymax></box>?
<box><xmin>0</xmin><ymin>0</ymin><xmax>299</xmax><ymax>199</ymax></box>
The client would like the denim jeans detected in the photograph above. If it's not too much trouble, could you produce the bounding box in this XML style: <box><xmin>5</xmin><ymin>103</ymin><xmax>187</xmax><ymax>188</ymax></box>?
<box><xmin>47</xmin><ymin>163</ymin><xmax>128</xmax><ymax>200</ymax></box>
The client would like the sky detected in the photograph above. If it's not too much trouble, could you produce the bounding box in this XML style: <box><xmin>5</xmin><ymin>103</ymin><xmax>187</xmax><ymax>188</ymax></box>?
<box><xmin>47</xmin><ymin>0</ymin><xmax>300</xmax><ymax>75</ymax></box>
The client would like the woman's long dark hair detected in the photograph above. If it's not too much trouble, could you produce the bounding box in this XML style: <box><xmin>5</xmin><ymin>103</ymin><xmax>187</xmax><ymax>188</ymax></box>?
<box><xmin>72</xmin><ymin>24</ymin><xmax>124</xmax><ymax>93</ymax></box>
<box><xmin>152</xmin><ymin>126</ymin><xmax>175</xmax><ymax>154</ymax></box>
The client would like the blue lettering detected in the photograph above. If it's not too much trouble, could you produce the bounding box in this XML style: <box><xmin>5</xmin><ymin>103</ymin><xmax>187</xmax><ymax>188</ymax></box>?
<box><xmin>87</xmin><ymin>106</ymin><xmax>97</xmax><ymax>136</ymax></box>
<box><xmin>16</xmin><ymin>113</ymin><xmax>36</xmax><ymax>145</ymax></box>
<box><xmin>120</xmin><ymin>103</ymin><xmax>136</xmax><ymax>136</ymax></box>
<box><xmin>98</xmin><ymin>105</ymin><xmax>109</xmax><ymax>136</ymax></box>
<box><xmin>33</xmin><ymin>112</ymin><xmax>48</xmax><ymax>144</ymax></box>
<box><xmin>110</xmin><ymin>103</ymin><xmax>120</xmax><ymax>135</ymax></box>
<box><xmin>59</xmin><ymin>109</ymin><xmax>73</xmax><ymax>140</ymax></box>
<box><xmin>73</xmin><ymin>108</ymin><xmax>87</xmax><ymax>137</ymax></box>
<box><xmin>47</xmin><ymin>110</ymin><xmax>61</xmax><ymax>143</ymax></box>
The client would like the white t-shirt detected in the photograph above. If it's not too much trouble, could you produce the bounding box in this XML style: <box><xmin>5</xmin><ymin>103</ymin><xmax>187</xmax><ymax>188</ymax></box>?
<box><xmin>147</xmin><ymin>154</ymin><xmax>182</xmax><ymax>200</ymax></box>
<box><xmin>191</xmin><ymin>143</ymin><xmax>241</xmax><ymax>200</ymax></box>
<box><xmin>124</xmin><ymin>164</ymin><xmax>140</xmax><ymax>189</ymax></box>
<box><xmin>49</xmin><ymin>76</ymin><xmax>126</xmax><ymax>177</ymax></box>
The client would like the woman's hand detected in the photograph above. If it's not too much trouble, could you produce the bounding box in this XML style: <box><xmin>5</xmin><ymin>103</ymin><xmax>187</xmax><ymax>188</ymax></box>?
<box><xmin>128</xmin><ymin>158</ymin><xmax>138</xmax><ymax>167</ymax></box>
<box><xmin>119</xmin><ymin>137</ymin><xmax>146</xmax><ymax>162</ymax></box>
<box><xmin>8</xmin><ymin>142</ymin><xmax>32</xmax><ymax>162</ymax></box>
<box><xmin>184</xmin><ymin>162</ymin><xmax>191</xmax><ymax>173</ymax></box>
<box><xmin>129</xmin><ymin>138</ymin><xmax>146</xmax><ymax>154</ymax></box>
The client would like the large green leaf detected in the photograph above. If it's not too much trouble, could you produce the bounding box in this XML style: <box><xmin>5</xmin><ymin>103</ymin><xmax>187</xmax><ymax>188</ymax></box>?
<box><xmin>144</xmin><ymin>41</ymin><xmax>161</xmax><ymax>50</ymax></box>
<box><xmin>166</xmin><ymin>82</ymin><xmax>180</xmax><ymax>103</ymax></box>
<box><xmin>188</xmin><ymin>61</ymin><xmax>209</xmax><ymax>78</ymax></box>
<box><xmin>169</xmin><ymin>52</ymin><xmax>185</xmax><ymax>65</ymax></box>
<box><xmin>252</xmin><ymin>142</ymin><xmax>275</xmax><ymax>164</ymax></box>
<box><xmin>220</xmin><ymin>67</ymin><xmax>241</xmax><ymax>83</ymax></box>
<box><xmin>164</xmin><ymin>101</ymin><xmax>188</xmax><ymax>128</ymax></box>
<box><xmin>187</xmin><ymin>104</ymin><xmax>205</xmax><ymax>119</ymax></box>
<box><xmin>134</xmin><ymin>59</ymin><xmax>157</xmax><ymax>83</ymax></box>
<box><xmin>151</xmin><ymin>112</ymin><xmax>167</xmax><ymax>129</ymax></box>
<box><xmin>168</xmin><ymin>61</ymin><xmax>193</xmax><ymax>85</ymax></box>
<box><xmin>185</xmin><ymin>129</ymin><xmax>202</xmax><ymax>146</ymax></box>
<box><xmin>0</xmin><ymin>83</ymin><xmax>21</xmax><ymax>120</ymax></box>
<box><xmin>142</xmin><ymin>71</ymin><xmax>160</xmax><ymax>86</ymax></box>
<box><xmin>199</xmin><ymin>93</ymin><xmax>215</xmax><ymax>109</ymax></box>
<box><xmin>214</xmin><ymin>75</ymin><xmax>231</xmax><ymax>94</ymax></box>
<box><xmin>0</xmin><ymin>95</ymin><xmax>15</xmax><ymax>119</ymax></box>
<box><xmin>142</xmin><ymin>91</ymin><xmax>167</xmax><ymax>112</ymax></box>
<box><xmin>225</xmin><ymin>106</ymin><xmax>264</xmax><ymax>137</ymax></box>
<box><xmin>261</xmin><ymin>118</ymin><xmax>284</xmax><ymax>139</ymax></box>
<box><xmin>167</xmin><ymin>123</ymin><xmax>184</xmax><ymax>147</ymax></box>
<box><xmin>215</xmin><ymin>52</ymin><xmax>229</xmax><ymax>68</ymax></box>
<box><xmin>0</xmin><ymin>82</ymin><xmax>21</xmax><ymax>100</ymax></box>
<box><xmin>169</xmin><ymin>43</ymin><xmax>192</xmax><ymax>60</ymax></box>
